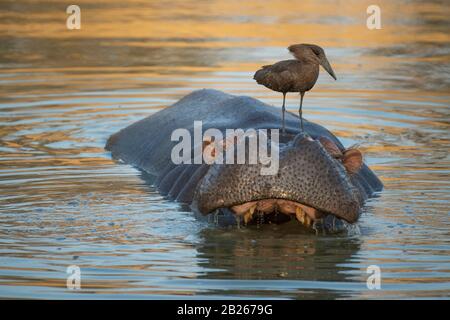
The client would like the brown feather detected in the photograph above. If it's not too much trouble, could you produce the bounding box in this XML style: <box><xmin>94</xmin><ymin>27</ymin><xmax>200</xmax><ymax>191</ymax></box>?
<box><xmin>254</xmin><ymin>59</ymin><xmax>319</xmax><ymax>94</ymax></box>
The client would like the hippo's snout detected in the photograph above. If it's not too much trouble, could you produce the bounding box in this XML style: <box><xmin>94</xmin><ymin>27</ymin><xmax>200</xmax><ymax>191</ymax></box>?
<box><xmin>193</xmin><ymin>133</ymin><xmax>363</xmax><ymax>226</ymax></box>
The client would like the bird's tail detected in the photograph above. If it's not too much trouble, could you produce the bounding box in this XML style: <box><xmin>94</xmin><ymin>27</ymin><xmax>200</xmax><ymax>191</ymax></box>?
<box><xmin>253</xmin><ymin>67</ymin><xmax>269</xmax><ymax>84</ymax></box>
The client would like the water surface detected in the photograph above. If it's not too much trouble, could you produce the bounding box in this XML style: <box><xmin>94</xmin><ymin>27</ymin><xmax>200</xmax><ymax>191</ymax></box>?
<box><xmin>0</xmin><ymin>0</ymin><xmax>449</xmax><ymax>299</ymax></box>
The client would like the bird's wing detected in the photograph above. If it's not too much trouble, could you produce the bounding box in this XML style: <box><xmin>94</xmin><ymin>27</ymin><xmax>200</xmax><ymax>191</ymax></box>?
<box><xmin>265</xmin><ymin>60</ymin><xmax>299</xmax><ymax>72</ymax></box>
<box><xmin>254</xmin><ymin>60</ymin><xmax>299</xmax><ymax>92</ymax></box>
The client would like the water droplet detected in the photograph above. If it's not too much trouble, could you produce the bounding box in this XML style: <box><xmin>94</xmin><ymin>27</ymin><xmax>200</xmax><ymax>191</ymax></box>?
<box><xmin>235</xmin><ymin>215</ymin><xmax>241</xmax><ymax>229</ymax></box>
<box><xmin>256</xmin><ymin>211</ymin><xmax>264</xmax><ymax>229</ymax></box>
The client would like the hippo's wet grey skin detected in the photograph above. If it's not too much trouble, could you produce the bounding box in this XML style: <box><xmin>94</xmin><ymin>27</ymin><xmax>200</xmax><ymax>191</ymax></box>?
<box><xmin>106</xmin><ymin>89</ymin><xmax>383</xmax><ymax>232</ymax></box>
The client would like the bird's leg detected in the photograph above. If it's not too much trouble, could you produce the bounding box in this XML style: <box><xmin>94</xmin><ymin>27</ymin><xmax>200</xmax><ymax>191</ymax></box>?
<box><xmin>299</xmin><ymin>92</ymin><xmax>305</xmax><ymax>131</ymax></box>
<box><xmin>281</xmin><ymin>92</ymin><xmax>286</xmax><ymax>134</ymax></box>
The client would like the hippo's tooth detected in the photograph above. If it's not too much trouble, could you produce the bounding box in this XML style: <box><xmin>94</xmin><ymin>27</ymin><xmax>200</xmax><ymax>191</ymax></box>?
<box><xmin>295</xmin><ymin>207</ymin><xmax>305</xmax><ymax>224</ymax></box>
<box><xmin>231</xmin><ymin>201</ymin><xmax>258</xmax><ymax>215</ymax></box>
<box><xmin>244</xmin><ymin>206</ymin><xmax>256</xmax><ymax>225</ymax></box>
<box><xmin>305</xmin><ymin>215</ymin><xmax>312</xmax><ymax>227</ymax></box>
<box><xmin>295</xmin><ymin>207</ymin><xmax>312</xmax><ymax>227</ymax></box>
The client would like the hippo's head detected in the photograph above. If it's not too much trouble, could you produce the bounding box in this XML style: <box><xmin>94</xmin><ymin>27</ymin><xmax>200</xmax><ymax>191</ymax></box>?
<box><xmin>193</xmin><ymin>132</ymin><xmax>366</xmax><ymax>230</ymax></box>
<box><xmin>105</xmin><ymin>89</ymin><xmax>382</xmax><ymax>231</ymax></box>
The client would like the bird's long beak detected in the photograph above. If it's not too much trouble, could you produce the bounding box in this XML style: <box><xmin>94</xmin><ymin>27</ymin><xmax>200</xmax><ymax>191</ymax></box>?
<box><xmin>320</xmin><ymin>57</ymin><xmax>337</xmax><ymax>80</ymax></box>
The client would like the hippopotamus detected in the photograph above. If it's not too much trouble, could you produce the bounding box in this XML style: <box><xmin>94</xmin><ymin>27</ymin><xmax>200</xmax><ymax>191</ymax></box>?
<box><xmin>106</xmin><ymin>89</ymin><xmax>383</xmax><ymax>232</ymax></box>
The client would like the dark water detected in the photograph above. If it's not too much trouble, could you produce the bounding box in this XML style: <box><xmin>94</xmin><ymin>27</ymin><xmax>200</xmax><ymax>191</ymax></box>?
<box><xmin>0</xmin><ymin>0</ymin><xmax>449</xmax><ymax>299</ymax></box>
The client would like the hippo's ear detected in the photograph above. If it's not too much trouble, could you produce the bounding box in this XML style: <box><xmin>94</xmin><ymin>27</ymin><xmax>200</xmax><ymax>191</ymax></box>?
<box><xmin>342</xmin><ymin>149</ymin><xmax>363</xmax><ymax>174</ymax></box>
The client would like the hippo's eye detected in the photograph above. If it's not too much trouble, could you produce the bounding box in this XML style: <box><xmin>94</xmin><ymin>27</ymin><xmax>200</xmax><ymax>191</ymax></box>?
<box><xmin>317</xmin><ymin>136</ymin><xmax>342</xmax><ymax>158</ymax></box>
<box><xmin>316</xmin><ymin>136</ymin><xmax>363</xmax><ymax>174</ymax></box>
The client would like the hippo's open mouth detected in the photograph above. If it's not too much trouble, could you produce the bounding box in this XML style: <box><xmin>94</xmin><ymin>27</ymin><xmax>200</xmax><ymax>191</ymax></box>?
<box><xmin>230</xmin><ymin>198</ymin><xmax>324</xmax><ymax>227</ymax></box>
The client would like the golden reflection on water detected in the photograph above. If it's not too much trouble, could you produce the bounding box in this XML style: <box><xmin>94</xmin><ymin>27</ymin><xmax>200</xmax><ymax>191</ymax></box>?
<box><xmin>0</xmin><ymin>0</ymin><xmax>449</xmax><ymax>299</ymax></box>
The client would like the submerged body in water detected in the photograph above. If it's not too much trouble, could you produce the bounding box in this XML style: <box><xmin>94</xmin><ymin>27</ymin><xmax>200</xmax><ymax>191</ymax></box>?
<box><xmin>106</xmin><ymin>89</ymin><xmax>383</xmax><ymax>232</ymax></box>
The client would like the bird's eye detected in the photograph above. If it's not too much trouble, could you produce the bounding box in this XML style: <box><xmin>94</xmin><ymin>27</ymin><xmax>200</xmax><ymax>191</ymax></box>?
<box><xmin>310</xmin><ymin>47</ymin><xmax>322</xmax><ymax>56</ymax></box>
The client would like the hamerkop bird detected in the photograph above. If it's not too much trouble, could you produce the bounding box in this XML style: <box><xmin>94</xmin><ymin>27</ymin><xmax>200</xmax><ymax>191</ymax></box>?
<box><xmin>254</xmin><ymin>44</ymin><xmax>337</xmax><ymax>132</ymax></box>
